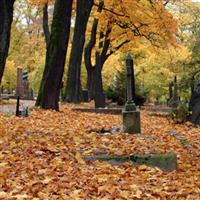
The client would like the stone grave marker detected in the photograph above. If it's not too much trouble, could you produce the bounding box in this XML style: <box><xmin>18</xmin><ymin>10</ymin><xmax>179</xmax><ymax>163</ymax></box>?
<box><xmin>168</xmin><ymin>76</ymin><xmax>180</xmax><ymax>108</ymax></box>
<box><xmin>16</xmin><ymin>67</ymin><xmax>32</xmax><ymax>99</ymax></box>
<box><xmin>16</xmin><ymin>67</ymin><xmax>24</xmax><ymax>97</ymax></box>
<box><xmin>122</xmin><ymin>54</ymin><xmax>141</xmax><ymax>134</ymax></box>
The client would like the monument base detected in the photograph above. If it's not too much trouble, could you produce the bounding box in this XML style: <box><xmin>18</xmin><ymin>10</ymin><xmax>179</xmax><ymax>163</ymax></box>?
<box><xmin>123</xmin><ymin>109</ymin><xmax>141</xmax><ymax>134</ymax></box>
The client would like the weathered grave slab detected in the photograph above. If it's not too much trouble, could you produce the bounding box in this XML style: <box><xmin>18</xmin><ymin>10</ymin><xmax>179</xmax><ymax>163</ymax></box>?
<box><xmin>84</xmin><ymin>152</ymin><xmax>177</xmax><ymax>171</ymax></box>
<box><xmin>72</xmin><ymin>108</ymin><xmax>122</xmax><ymax>115</ymax></box>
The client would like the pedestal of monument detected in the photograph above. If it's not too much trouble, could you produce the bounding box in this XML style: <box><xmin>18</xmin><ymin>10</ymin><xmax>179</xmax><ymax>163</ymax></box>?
<box><xmin>123</xmin><ymin>103</ymin><xmax>141</xmax><ymax>134</ymax></box>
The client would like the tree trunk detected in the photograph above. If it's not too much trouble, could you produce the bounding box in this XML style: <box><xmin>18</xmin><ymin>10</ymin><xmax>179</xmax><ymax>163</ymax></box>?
<box><xmin>84</xmin><ymin>18</ymin><xmax>98</xmax><ymax>99</ymax></box>
<box><xmin>86</xmin><ymin>67</ymin><xmax>95</xmax><ymax>100</ymax></box>
<box><xmin>94</xmin><ymin>51</ymin><xmax>106</xmax><ymax>108</ymax></box>
<box><xmin>93</xmin><ymin>24</ymin><xmax>111</xmax><ymax>108</ymax></box>
<box><xmin>65</xmin><ymin>0</ymin><xmax>93</xmax><ymax>103</ymax></box>
<box><xmin>0</xmin><ymin>0</ymin><xmax>15</xmax><ymax>84</ymax></box>
<box><xmin>36</xmin><ymin>0</ymin><xmax>73</xmax><ymax>111</ymax></box>
<box><xmin>43</xmin><ymin>3</ymin><xmax>50</xmax><ymax>47</ymax></box>
<box><xmin>84</xmin><ymin>2</ymin><xmax>104</xmax><ymax>101</ymax></box>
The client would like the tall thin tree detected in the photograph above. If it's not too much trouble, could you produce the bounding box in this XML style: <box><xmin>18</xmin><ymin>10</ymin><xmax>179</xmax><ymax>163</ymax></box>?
<box><xmin>65</xmin><ymin>0</ymin><xmax>94</xmax><ymax>103</ymax></box>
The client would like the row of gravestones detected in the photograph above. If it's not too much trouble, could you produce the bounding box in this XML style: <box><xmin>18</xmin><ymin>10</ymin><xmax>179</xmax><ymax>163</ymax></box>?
<box><xmin>167</xmin><ymin>74</ymin><xmax>200</xmax><ymax>125</ymax></box>
<box><xmin>12</xmin><ymin>60</ymin><xmax>200</xmax><ymax>126</ymax></box>
<box><xmin>82</xmin><ymin>53</ymin><xmax>200</xmax><ymax>126</ymax></box>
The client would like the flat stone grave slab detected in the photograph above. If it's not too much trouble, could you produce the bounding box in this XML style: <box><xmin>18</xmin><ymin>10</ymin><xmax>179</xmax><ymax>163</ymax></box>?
<box><xmin>72</xmin><ymin>108</ymin><xmax>122</xmax><ymax>115</ymax></box>
<box><xmin>83</xmin><ymin>152</ymin><xmax>177</xmax><ymax>172</ymax></box>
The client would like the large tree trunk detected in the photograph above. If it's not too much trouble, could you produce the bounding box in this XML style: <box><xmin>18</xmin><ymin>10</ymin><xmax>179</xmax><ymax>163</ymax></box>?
<box><xmin>36</xmin><ymin>0</ymin><xmax>73</xmax><ymax>111</ymax></box>
<box><xmin>65</xmin><ymin>0</ymin><xmax>93</xmax><ymax>103</ymax></box>
<box><xmin>0</xmin><ymin>0</ymin><xmax>15</xmax><ymax>84</ymax></box>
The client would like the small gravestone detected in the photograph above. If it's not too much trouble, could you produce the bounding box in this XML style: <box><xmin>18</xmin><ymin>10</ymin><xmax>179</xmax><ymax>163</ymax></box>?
<box><xmin>122</xmin><ymin>54</ymin><xmax>141</xmax><ymax>134</ymax></box>
<box><xmin>189</xmin><ymin>80</ymin><xmax>200</xmax><ymax>124</ymax></box>
<box><xmin>168</xmin><ymin>76</ymin><xmax>180</xmax><ymax>108</ymax></box>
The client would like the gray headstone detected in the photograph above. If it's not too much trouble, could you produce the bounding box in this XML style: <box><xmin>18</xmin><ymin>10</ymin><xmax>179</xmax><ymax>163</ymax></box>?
<box><xmin>123</xmin><ymin>54</ymin><xmax>141</xmax><ymax>134</ymax></box>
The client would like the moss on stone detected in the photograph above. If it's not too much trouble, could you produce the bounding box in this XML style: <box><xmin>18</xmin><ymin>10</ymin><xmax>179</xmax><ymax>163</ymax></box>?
<box><xmin>84</xmin><ymin>152</ymin><xmax>177</xmax><ymax>171</ymax></box>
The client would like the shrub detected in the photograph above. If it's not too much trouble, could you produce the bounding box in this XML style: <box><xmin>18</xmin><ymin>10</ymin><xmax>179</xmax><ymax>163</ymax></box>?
<box><xmin>169</xmin><ymin>103</ymin><xmax>189</xmax><ymax>123</ymax></box>
<box><xmin>105</xmin><ymin>68</ymin><xmax>147</xmax><ymax>106</ymax></box>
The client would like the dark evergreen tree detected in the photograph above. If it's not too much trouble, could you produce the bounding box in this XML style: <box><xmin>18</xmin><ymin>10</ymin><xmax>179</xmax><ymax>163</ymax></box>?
<box><xmin>107</xmin><ymin>67</ymin><xmax>146</xmax><ymax>106</ymax></box>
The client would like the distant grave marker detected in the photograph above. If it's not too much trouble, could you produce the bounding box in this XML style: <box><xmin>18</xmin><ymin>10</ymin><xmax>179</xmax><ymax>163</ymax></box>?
<box><xmin>16</xmin><ymin>67</ymin><xmax>33</xmax><ymax>100</ymax></box>
<box><xmin>168</xmin><ymin>76</ymin><xmax>180</xmax><ymax>108</ymax></box>
<box><xmin>16</xmin><ymin>67</ymin><xmax>23</xmax><ymax>97</ymax></box>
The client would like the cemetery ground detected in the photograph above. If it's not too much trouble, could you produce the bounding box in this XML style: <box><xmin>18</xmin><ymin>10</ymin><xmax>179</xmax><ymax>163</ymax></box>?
<box><xmin>0</xmin><ymin>103</ymin><xmax>199</xmax><ymax>199</ymax></box>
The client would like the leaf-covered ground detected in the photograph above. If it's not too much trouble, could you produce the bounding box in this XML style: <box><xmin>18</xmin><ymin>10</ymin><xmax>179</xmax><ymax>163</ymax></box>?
<box><xmin>0</xmin><ymin>105</ymin><xmax>199</xmax><ymax>199</ymax></box>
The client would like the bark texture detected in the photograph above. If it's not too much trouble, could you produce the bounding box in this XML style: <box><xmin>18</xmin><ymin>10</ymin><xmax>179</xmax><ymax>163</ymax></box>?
<box><xmin>0</xmin><ymin>0</ymin><xmax>15</xmax><ymax>84</ymax></box>
<box><xmin>84</xmin><ymin>2</ymin><xmax>104</xmax><ymax>100</ymax></box>
<box><xmin>65</xmin><ymin>0</ymin><xmax>93</xmax><ymax>103</ymax></box>
<box><xmin>36</xmin><ymin>0</ymin><xmax>73</xmax><ymax>110</ymax></box>
<box><xmin>43</xmin><ymin>3</ymin><xmax>50</xmax><ymax>47</ymax></box>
